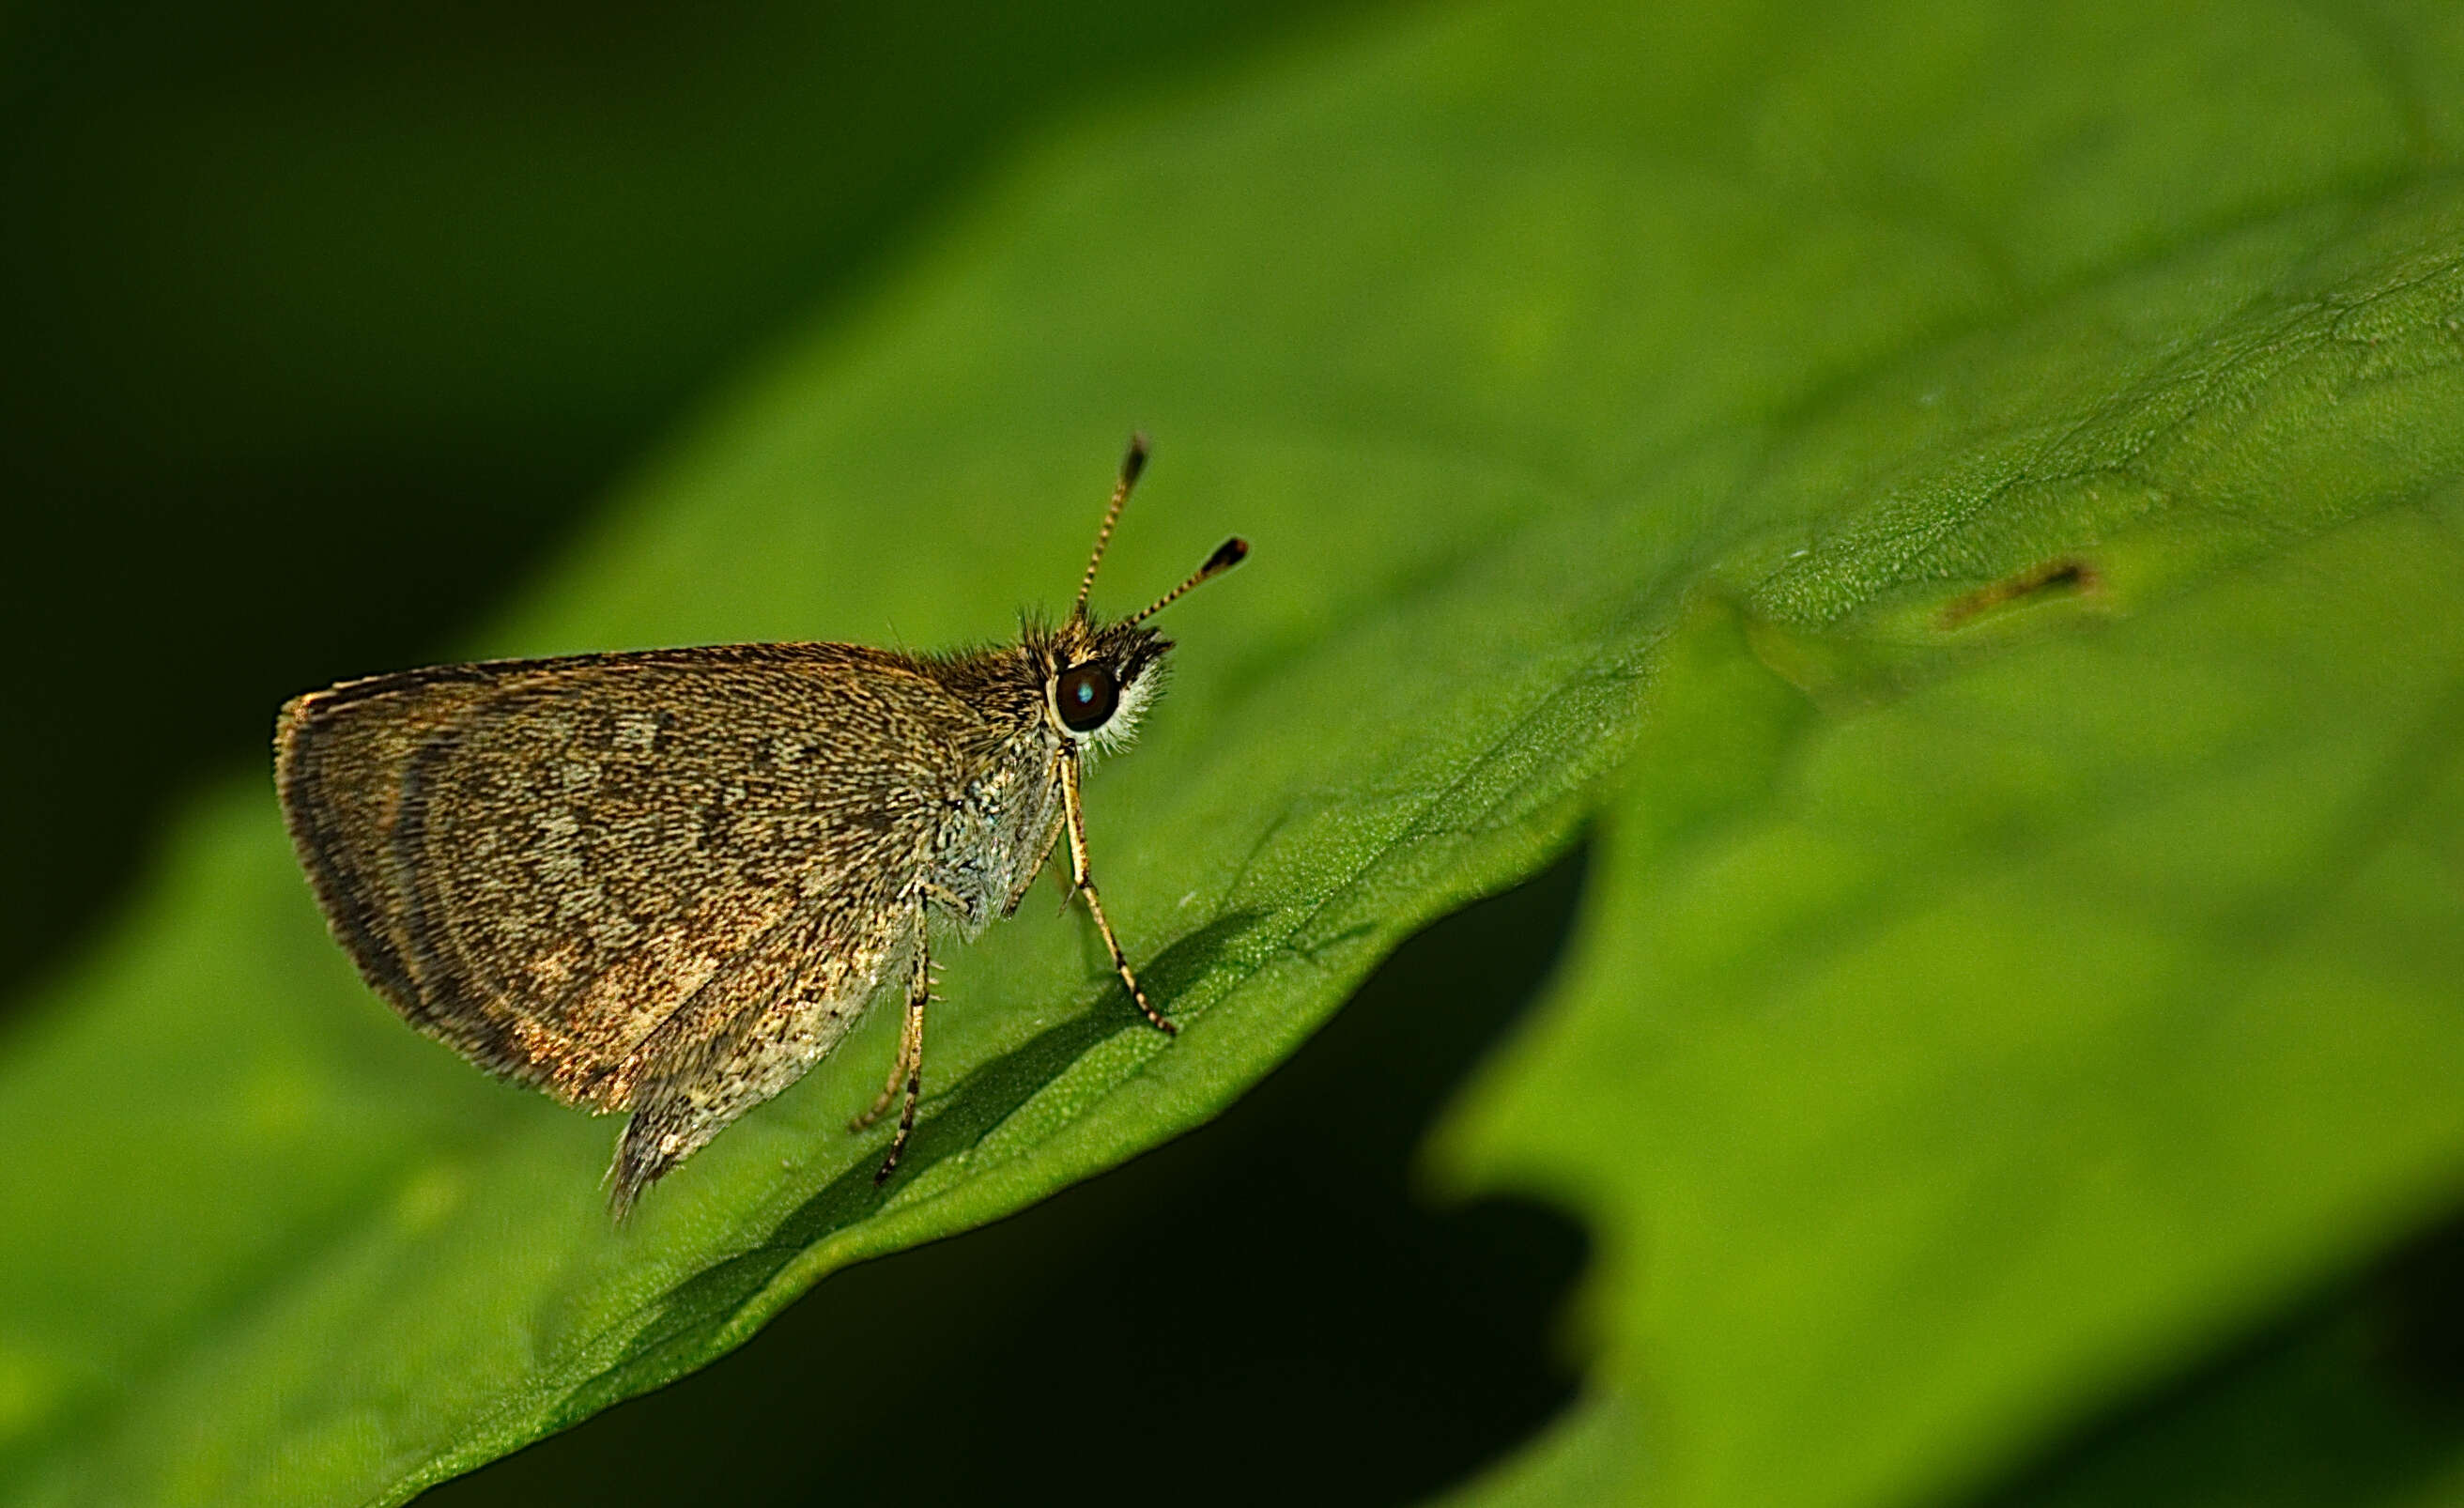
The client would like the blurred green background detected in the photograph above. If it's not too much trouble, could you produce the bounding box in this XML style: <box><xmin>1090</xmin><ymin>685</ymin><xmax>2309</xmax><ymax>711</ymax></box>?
<box><xmin>7</xmin><ymin>0</ymin><xmax>2464</xmax><ymax>1504</ymax></box>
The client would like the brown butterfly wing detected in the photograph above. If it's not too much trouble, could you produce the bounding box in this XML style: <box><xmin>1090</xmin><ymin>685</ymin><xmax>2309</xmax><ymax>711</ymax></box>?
<box><xmin>274</xmin><ymin>643</ymin><xmax>963</xmax><ymax>1111</ymax></box>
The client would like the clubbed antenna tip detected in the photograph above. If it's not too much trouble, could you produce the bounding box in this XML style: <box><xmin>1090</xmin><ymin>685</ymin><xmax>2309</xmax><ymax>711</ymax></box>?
<box><xmin>1127</xmin><ymin>535</ymin><xmax>1249</xmax><ymax>625</ymax></box>
<box><xmin>1074</xmin><ymin>432</ymin><xmax>1152</xmax><ymax>620</ymax></box>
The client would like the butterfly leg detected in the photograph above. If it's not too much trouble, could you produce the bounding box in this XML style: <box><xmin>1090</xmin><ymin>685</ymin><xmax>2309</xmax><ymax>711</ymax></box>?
<box><xmin>848</xmin><ymin>1035</ymin><xmax>905</xmax><ymax>1133</ymax></box>
<box><xmin>857</xmin><ymin>942</ymin><xmax>932</xmax><ymax>1184</ymax></box>
<box><xmin>1059</xmin><ymin>748</ymin><xmax>1175</xmax><ymax>1036</ymax></box>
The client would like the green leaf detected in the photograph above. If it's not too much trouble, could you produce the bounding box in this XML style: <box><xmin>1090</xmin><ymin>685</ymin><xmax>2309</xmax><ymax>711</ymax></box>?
<box><xmin>5</xmin><ymin>0</ymin><xmax>2463</xmax><ymax>1503</ymax></box>
<box><xmin>1440</xmin><ymin>506</ymin><xmax>2464</xmax><ymax>1508</ymax></box>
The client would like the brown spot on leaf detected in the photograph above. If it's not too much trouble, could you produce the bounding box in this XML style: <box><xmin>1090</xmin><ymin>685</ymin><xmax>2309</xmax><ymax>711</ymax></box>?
<box><xmin>1937</xmin><ymin>557</ymin><xmax>2102</xmax><ymax>628</ymax></box>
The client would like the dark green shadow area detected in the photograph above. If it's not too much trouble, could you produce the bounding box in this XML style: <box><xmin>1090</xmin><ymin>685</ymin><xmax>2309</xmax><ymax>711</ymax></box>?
<box><xmin>429</xmin><ymin>850</ymin><xmax>1593</xmax><ymax>1506</ymax></box>
<box><xmin>1978</xmin><ymin>1208</ymin><xmax>2464</xmax><ymax>1508</ymax></box>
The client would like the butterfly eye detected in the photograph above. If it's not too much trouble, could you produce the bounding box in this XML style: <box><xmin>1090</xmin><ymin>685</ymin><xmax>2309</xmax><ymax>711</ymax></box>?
<box><xmin>1055</xmin><ymin>662</ymin><xmax>1119</xmax><ymax>733</ymax></box>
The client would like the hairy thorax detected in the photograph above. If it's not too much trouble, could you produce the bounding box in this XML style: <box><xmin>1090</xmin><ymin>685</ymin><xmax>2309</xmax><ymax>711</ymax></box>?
<box><xmin>913</xmin><ymin>647</ymin><xmax>1067</xmax><ymax>935</ymax></box>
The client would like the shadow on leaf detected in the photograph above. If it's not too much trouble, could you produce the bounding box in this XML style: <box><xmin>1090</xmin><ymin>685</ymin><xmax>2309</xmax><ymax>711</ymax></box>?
<box><xmin>554</xmin><ymin>908</ymin><xmax>1271</xmax><ymax>1423</ymax></box>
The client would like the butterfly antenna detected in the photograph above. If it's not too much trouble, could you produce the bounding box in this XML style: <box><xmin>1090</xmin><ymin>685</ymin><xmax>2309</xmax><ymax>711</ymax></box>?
<box><xmin>1072</xmin><ymin>432</ymin><xmax>1148</xmax><ymax>622</ymax></box>
<box><xmin>1126</xmin><ymin>535</ymin><xmax>1248</xmax><ymax>625</ymax></box>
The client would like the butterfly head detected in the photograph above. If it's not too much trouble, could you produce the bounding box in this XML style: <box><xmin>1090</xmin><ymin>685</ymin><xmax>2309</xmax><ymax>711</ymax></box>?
<box><xmin>1041</xmin><ymin>433</ymin><xmax>1245</xmax><ymax>756</ymax></box>
<box><xmin>1037</xmin><ymin>616</ymin><xmax>1172</xmax><ymax>755</ymax></box>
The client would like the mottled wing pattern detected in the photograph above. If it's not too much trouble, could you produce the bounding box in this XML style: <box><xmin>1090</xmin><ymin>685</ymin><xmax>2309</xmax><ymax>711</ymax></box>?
<box><xmin>608</xmin><ymin>896</ymin><xmax>918</xmax><ymax>1214</ymax></box>
<box><xmin>274</xmin><ymin>643</ymin><xmax>962</xmax><ymax>1116</ymax></box>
